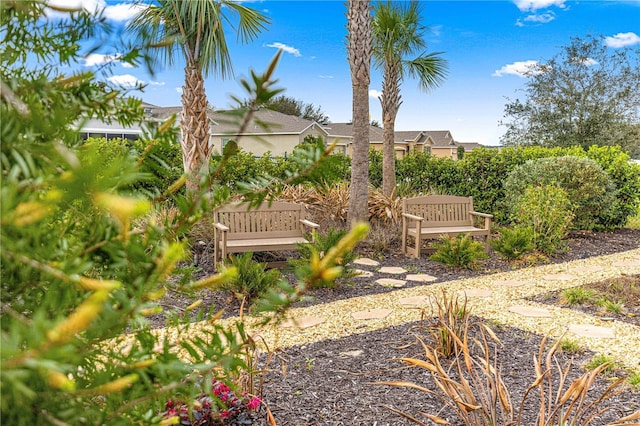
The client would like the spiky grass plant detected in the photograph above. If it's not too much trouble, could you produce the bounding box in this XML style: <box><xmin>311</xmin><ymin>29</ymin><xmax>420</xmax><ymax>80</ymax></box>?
<box><xmin>378</xmin><ymin>328</ymin><xmax>639</xmax><ymax>426</ymax></box>
<box><xmin>428</xmin><ymin>291</ymin><xmax>471</xmax><ymax>358</ymax></box>
<box><xmin>368</xmin><ymin>186</ymin><xmax>403</xmax><ymax>225</ymax></box>
<box><xmin>221</xmin><ymin>253</ymin><xmax>282</xmax><ymax>304</ymax></box>
<box><xmin>561</xmin><ymin>287</ymin><xmax>595</xmax><ymax>305</ymax></box>
<box><xmin>430</xmin><ymin>233</ymin><xmax>488</xmax><ymax>269</ymax></box>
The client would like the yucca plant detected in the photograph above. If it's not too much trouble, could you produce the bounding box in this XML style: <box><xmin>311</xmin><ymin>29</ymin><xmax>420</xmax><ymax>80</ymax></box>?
<box><xmin>221</xmin><ymin>253</ymin><xmax>282</xmax><ymax>304</ymax></box>
<box><xmin>491</xmin><ymin>226</ymin><xmax>534</xmax><ymax>260</ymax></box>
<box><xmin>369</xmin><ymin>185</ymin><xmax>403</xmax><ymax>225</ymax></box>
<box><xmin>427</xmin><ymin>291</ymin><xmax>471</xmax><ymax>358</ymax></box>
<box><xmin>378</xmin><ymin>327</ymin><xmax>640</xmax><ymax>426</ymax></box>
<box><xmin>430</xmin><ymin>233</ymin><xmax>488</xmax><ymax>269</ymax></box>
<box><xmin>288</xmin><ymin>227</ymin><xmax>358</xmax><ymax>288</ymax></box>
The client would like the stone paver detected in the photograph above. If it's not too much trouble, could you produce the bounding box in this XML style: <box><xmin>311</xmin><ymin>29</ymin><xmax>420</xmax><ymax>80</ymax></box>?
<box><xmin>405</xmin><ymin>274</ymin><xmax>437</xmax><ymax>283</ymax></box>
<box><xmin>398</xmin><ymin>295</ymin><xmax>430</xmax><ymax>306</ymax></box>
<box><xmin>568</xmin><ymin>323</ymin><xmax>615</xmax><ymax>339</ymax></box>
<box><xmin>509</xmin><ymin>305</ymin><xmax>553</xmax><ymax>318</ymax></box>
<box><xmin>353</xmin><ymin>269</ymin><xmax>374</xmax><ymax>278</ymax></box>
<box><xmin>281</xmin><ymin>316</ymin><xmax>326</xmax><ymax>329</ymax></box>
<box><xmin>352</xmin><ymin>308</ymin><xmax>392</xmax><ymax>320</ymax></box>
<box><xmin>541</xmin><ymin>273</ymin><xmax>577</xmax><ymax>281</ymax></box>
<box><xmin>493</xmin><ymin>279</ymin><xmax>527</xmax><ymax>287</ymax></box>
<box><xmin>459</xmin><ymin>288</ymin><xmax>492</xmax><ymax>298</ymax></box>
<box><xmin>378</xmin><ymin>266</ymin><xmax>407</xmax><ymax>274</ymax></box>
<box><xmin>613</xmin><ymin>260</ymin><xmax>639</xmax><ymax>267</ymax></box>
<box><xmin>352</xmin><ymin>258</ymin><xmax>380</xmax><ymax>266</ymax></box>
<box><xmin>376</xmin><ymin>278</ymin><xmax>407</xmax><ymax>288</ymax></box>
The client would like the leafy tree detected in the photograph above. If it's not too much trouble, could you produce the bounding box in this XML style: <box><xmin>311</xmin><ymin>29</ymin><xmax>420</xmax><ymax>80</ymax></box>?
<box><xmin>347</xmin><ymin>0</ymin><xmax>373</xmax><ymax>224</ymax></box>
<box><xmin>500</xmin><ymin>34</ymin><xmax>640</xmax><ymax>158</ymax></box>
<box><xmin>261</xmin><ymin>95</ymin><xmax>330</xmax><ymax>124</ymax></box>
<box><xmin>372</xmin><ymin>0</ymin><xmax>447</xmax><ymax>196</ymax></box>
<box><xmin>129</xmin><ymin>0</ymin><xmax>270</xmax><ymax>190</ymax></box>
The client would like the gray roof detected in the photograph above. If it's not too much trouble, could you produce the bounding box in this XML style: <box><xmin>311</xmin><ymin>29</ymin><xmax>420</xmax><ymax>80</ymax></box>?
<box><xmin>323</xmin><ymin>123</ymin><xmax>384</xmax><ymax>141</ymax></box>
<box><xmin>456</xmin><ymin>142</ymin><xmax>482</xmax><ymax>151</ymax></box>
<box><xmin>210</xmin><ymin>109</ymin><xmax>325</xmax><ymax>135</ymax></box>
<box><xmin>423</xmin><ymin>130</ymin><xmax>454</xmax><ymax>147</ymax></box>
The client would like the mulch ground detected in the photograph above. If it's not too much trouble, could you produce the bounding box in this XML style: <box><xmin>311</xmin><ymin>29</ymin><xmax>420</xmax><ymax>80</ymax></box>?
<box><xmin>154</xmin><ymin>228</ymin><xmax>640</xmax><ymax>425</ymax></box>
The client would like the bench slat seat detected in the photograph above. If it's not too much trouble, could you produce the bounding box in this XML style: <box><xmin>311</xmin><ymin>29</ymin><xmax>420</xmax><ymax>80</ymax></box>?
<box><xmin>402</xmin><ymin>195</ymin><xmax>492</xmax><ymax>258</ymax></box>
<box><xmin>213</xmin><ymin>200</ymin><xmax>319</xmax><ymax>265</ymax></box>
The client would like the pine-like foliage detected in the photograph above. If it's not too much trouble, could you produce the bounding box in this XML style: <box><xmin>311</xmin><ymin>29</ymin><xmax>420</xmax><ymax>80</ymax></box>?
<box><xmin>430</xmin><ymin>233</ymin><xmax>488</xmax><ymax>269</ymax></box>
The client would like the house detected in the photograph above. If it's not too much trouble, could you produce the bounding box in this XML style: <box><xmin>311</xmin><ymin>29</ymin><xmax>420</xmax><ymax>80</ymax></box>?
<box><xmin>78</xmin><ymin>103</ymin><xmax>484</xmax><ymax>159</ymax></box>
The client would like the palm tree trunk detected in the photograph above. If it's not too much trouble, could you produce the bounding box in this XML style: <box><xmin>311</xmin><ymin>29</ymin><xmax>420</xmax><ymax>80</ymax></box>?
<box><xmin>180</xmin><ymin>61</ymin><xmax>211</xmax><ymax>191</ymax></box>
<box><xmin>381</xmin><ymin>60</ymin><xmax>401</xmax><ymax>197</ymax></box>
<box><xmin>347</xmin><ymin>0</ymin><xmax>372</xmax><ymax>225</ymax></box>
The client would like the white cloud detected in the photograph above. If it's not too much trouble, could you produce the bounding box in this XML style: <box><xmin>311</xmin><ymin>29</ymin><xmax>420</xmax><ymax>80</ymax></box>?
<box><xmin>265</xmin><ymin>42</ymin><xmax>301</xmax><ymax>57</ymax></box>
<box><xmin>107</xmin><ymin>74</ymin><xmax>144</xmax><ymax>87</ymax></box>
<box><xmin>46</xmin><ymin>0</ymin><xmax>147</xmax><ymax>22</ymax></box>
<box><xmin>369</xmin><ymin>89</ymin><xmax>383</xmax><ymax>98</ymax></box>
<box><xmin>525</xmin><ymin>11</ymin><xmax>556</xmax><ymax>23</ymax></box>
<box><xmin>122</xmin><ymin>62</ymin><xmax>135</xmax><ymax>68</ymax></box>
<box><xmin>103</xmin><ymin>3</ymin><xmax>147</xmax><ymax>22</ymax></box>
<box><xmin>175</xmin><ymin>87</ymin><xmax>183</xmax><ymax>94</ymax></box>
<box><xmin>83</xmin><ymin>53</ymin><xmax>121</xmax><ymax>66</ymax></box>
<box><xmin>605</xmin><ymin>32</ymin><xmax>640</xmax><ymax>48</ymax></box>
<box><xmin>149</xmin><ymin>81</ymin><xmax>166</xmax><ymax>86</ymax></box>
<box><xmin>492</xmin><ymin>60</ymin><xmax>542</xmax><ymax>77</ymax></box>
<box><xmin>318</xmin><ymin>75</ymin><xmax>334</xmax><ymax>79</ymax></box>
<box><xmin>513</xmin><ymin>0</ymin><xmax>566</xmax><ymax>12</ymax></box>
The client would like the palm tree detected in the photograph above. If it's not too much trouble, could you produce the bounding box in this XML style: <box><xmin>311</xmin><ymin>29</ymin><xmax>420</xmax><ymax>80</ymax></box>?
<box><xmin>129</xmin><ymin>1</ymin><xmax>269</xmax><ymax>190</ymax></box>
<box><xmin>372</xmin><ymin>0</ymin><xmax>447</xmax><ymax>196</ymax></box>
<box><xmin>347</xmin><ymin>0</ymin><xmax>373</xmax><ymax>224</ymax></box>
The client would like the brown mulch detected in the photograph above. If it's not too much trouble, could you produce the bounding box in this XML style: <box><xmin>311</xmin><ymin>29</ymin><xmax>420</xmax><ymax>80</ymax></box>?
<box><xmin>154</xmin><ymin>228</ymin><xmax>640</xmax><ymax>425</ymax></box>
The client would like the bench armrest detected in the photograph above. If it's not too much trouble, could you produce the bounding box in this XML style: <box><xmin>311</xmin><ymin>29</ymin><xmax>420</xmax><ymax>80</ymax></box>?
<box><xmin>214</xmin><ymin>223</ymin><xmax>230</xmax><ymax>232</ymax></box>
<box><xmin>300</xmin><ymin>219</ymin><xmax>320</xmax><ymax>229</ymax></box>
<box><xmin>402</xmin><ymin>213</ymin><xmax>424</xmax><ymax>222</ymax></box>
<box><xmin>469</xmin><ymin>211</ymin><xmax>493</xmax><ymax>219</ymax></box>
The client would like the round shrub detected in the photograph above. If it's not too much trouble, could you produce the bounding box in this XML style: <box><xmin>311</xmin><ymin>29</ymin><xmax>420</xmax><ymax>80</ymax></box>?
<box><xmin>512</xmin><ymin>185</ymin><xmax>574</xmax><ymax>256</ymax></box>
<box><xmin>503</xmin><ymin>156</ymin><xmax>617</xmax><ymax>230</ymax></box>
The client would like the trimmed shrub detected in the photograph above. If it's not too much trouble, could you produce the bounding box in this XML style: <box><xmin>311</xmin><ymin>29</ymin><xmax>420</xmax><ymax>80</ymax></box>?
<box><xmin>430</xmin><ymin>233</ymin><xmax>488</xmax><ymax>269</ymax></box>
<box><xmin>503</xmin><ymin>156</ymin><xmax>617</xmax><ymax>230</ymax></box>
<box><xmin>512</xmin><ymin>185</ymin><xmax>574</xmax><ymax>256</ymax></box>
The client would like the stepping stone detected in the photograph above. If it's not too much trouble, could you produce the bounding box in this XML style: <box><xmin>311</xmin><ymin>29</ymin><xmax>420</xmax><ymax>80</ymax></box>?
<box><xmin>613</xmin><ymin>260</ymin><xmax>639</xmax><ymax>267</ymax></box>
<box><xmin>399</xmin><ymin>295</ymin><xmax>430</xmax><ymax>306</ymax></box>
<box><xmin>353</xmin><ymin>258</ymin><xmax>380</xmax><ymax>266</ymax></box>
<box><xmin>493</xmin><ymin>279</ymin><xmax>526</xmax><ymax>287</ymax></box>
<box><xmin>406</xmin><ymin>274</ymin><xmax>437</xmax><ymax>283</ymax></box>
<box><xmin>575</xmin><ymin>266</ymin><xmax>604</xmax><ymax>272</ymax></box>
<box><xmin>339</xmin><ymin>350</ymin><xmax>364</xmax><ymax>358</ymax></box>
<box><xmin>509</xmin><ymin>305</ymin><xmax>552</xmax><ymax>318</ymax></box>
<box><xmin>353</xmin><ymin>269</ymin><xmax>374</xmax><ymax>278</ymax></box>
<box><xmin>351</xmin><ymin>308</ymin><xmax>392</xmax><ymax>320</ymax></box>
<box><xmin>376</xmin><ymin>278</ymin><xmax>407</xmax><ymax>288</ymax></box>
<box><xmin>541</xmin><ymin>273</ymin><xmax>577</xmax><ymax>281</ymax></box>
<box><xmin>379</xmin><ymin>266</ymin><xmax>407</xmax><ymax>274</ymax></box>
<box><xmin>568</xmin><ymin>323</ymin><xmax>615</xmax><ymax>339</ymax></box>
<box><xmin>281</xmin><ymin>316</ymin><xmax>326</xmax><ymax>329</ymax></box>
<box><xmin>458</xmin><ymin>288</ymin><xmax>492</xmax><ymax>298</ymax></box>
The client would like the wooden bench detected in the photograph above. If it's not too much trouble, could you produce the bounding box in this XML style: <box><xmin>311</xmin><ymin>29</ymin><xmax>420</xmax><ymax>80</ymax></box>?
<box><xmin>401</xmin><ymin>195</ymin><xmax>493</xmax><ymax>258</ymax></box>
<box><xmin>213</xmin><ymin>200</ymin><xmax>320</xmax><ymax>265</ymax></box>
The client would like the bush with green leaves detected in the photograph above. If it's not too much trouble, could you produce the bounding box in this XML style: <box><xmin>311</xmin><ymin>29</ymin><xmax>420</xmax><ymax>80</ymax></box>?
<box><xmin>512</xmin><ymin>185</ymin><xmax>574</xmax><ymax>256</ymax></box>
<box><xmin>0</xmin><ymin>4</ymin><xmax>369</xmax><ymax>423</ymax></box>
<box><xmin>491</xmin><ymin>227</ymin><xmax>534</xmax><ymax>260</ymax></box>
<box><xmin>503</xmin><ymin>156</ymin><xmax>617</xmax><ymax>230</ymax></box>
<box><xmin>429</xmin><ymin>233</ymin><xmax>488</xmax><ymax>269</ymax></box>
<box><xmin>289</xmin><ymin>227</ymin><xmax>359</xmax><ymax>288</ymax></box>
<box><xmin>221</xmin><ymin>253</ymin><xmax>282</xmax><ymax>302</ymax></box>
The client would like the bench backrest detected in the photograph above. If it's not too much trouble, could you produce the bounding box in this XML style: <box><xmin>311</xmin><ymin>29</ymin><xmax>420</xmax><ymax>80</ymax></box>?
<box><xmin>214</xmin><ymin>200</ymin><xmax>307</xmax><ymax>240</ymax></box>
<box><xmin>403</xmin><ymin>195</ymin><xmax>474</xmax><ymax>227</ymax></box>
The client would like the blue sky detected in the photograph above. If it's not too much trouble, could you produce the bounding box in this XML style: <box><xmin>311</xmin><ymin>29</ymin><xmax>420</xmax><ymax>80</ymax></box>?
<box><xmin>49</xmin><ymin>0</ymin><xmax>640</xmax><ymax>145</ymax></box>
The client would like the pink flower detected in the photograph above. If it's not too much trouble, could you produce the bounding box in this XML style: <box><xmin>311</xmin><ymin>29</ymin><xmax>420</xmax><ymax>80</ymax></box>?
<box><xmin>220</xmin><ymin>410</ymin><xmax>230</xmax><ymax>419</ymax></box>
<box><xmin>247</xmin><ymin>397</ymin><xmax>262</xmax><ymax>410</ymax></box>
<box><xmin>213</xmin><ymin>381</ymin><xmax>230</xmax><ymax>396</ymax></box>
